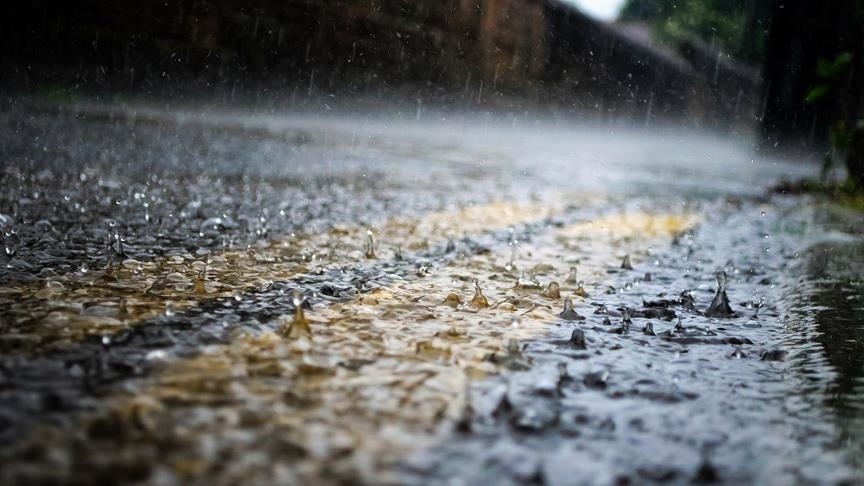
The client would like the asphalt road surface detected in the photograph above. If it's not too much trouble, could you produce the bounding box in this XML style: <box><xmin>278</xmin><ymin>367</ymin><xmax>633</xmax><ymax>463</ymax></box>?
<box><xmin>1</xmin><ymin>100</ymin><xmax>862</xmax><ymax>485</ymax></box>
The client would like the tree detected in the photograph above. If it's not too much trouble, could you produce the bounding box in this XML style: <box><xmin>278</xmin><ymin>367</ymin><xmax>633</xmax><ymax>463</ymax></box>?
<box><xmin>758</xmin><ymin>0</ymin><xmax>864</xmax><ymax>188</ymax></box>
<box><xmin>619</xmin><ymin>0</ymin><xmax>770</xmax><ymax>63</ymax></box>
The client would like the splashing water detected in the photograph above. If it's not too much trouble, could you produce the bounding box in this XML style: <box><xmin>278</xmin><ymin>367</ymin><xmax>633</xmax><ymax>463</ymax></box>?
<box><xmin>470</xmin><ymin>279</ymin><xmax>489</xmax><ymax>308</ymax></box>
<box><xmin>705</xmin><ymin>270</ymin><xmax>736</xmax><ymax>317</ymax></box>
<box><xmin>364</xmin><ymin>229</ymin><xmax>377</xmax><ymax>259</ymax></box>
<box><xmin>620</xmin><ymin>254</ymin><xmax>633</xmax><ymax>270</ymax></box>
<box><xmin>559</xmin><ymin>297</ymin><xmax>585</xmax><ymax>321</ymax></box>
<box><xmin>278</xmin><ymin>289</ymin><xmax>312</xmax><ymax>339</ymax></box>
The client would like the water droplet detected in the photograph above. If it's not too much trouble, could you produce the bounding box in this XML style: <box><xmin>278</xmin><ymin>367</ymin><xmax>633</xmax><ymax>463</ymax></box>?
<box><xmin>192</xmin><ymin>267</ymin><xmax>207</xmax><ymax>295</ymax></box>
<box><xmin>146</xmin><ymin>349</ymin><xmax>167</xmax><ymax>361</ymax></box>
<box><xmin>620</xmin><ymin>254</ymin><xmax>633</xmax><ymax>270</ymax></box>
<box><xmin>643</xmin><ymin>322</ymin><xmax>655</xmax><ymax>336</ymax></box>
<box><xmin>164</xmin><ymin>302</ymin><xmax>175</xmax><ymax>317</ymax></box>
<box><xmin>574</xmin><ymin>280</ymin><xmax>588</xmax><ymax>297</ymax></box>
<box><xmin>753</xmin><ymin>295</ymin><xmax>766</xmax><ymax>318</ymax></box>
<box><xmin>279</xmin><ymin>289</ymin><xmax>312</xmax><ymax>339</ymax></box>
<box><xmin>505</xmin><ymin>247</ymin><xmax>518</xmax><ymax>272</ymax></box>
<box><xmin>543</xmin><ymin>281</ymin><xmax>561</xmax><ymax>299</ymax></box>
<box><xmin>470</xmin><ymin>279</ymin><xmax>489</xmax><ymax>308</ymax></box>
<box><xmin>559</xmin><ymin>297</ymin><xmax>585</xmax><ymax>321</ymax></box>
<box><xmin>364</xmin><ymin>229</ymin><xmax>376</xmax><ymax>259</ymax></box>
<box><xmin>515</xmin><ymin>272</ymin><xmax>541</xmax><ymax>290</ymax></box>
<box><xmin>566</xmin><ymin>266</ymin><xmax>578</xmax><ymax>284</ymax></box>
<box><xmin>443</xmin><ymin>293</ymin><xmax>463</xmax><ymax>308</ymax></box>
<box><xmin>568</xmin><ymin>328</ymin><xmax>587</xmax><ymax>349</ymax></box>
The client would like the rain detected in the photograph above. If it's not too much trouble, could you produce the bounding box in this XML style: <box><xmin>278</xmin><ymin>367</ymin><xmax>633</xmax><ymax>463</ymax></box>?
<box><xmin>1</xmin><ymin>1</ymin><xmax>863</xmax><ymax>485</ymax></box>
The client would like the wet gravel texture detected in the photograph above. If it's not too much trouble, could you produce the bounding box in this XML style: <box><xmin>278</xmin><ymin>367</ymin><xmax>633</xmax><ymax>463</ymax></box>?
<box><xmin>1</xmin><ymin>100</ymin><xmax>862</xmax><ymax>485</ymax></box>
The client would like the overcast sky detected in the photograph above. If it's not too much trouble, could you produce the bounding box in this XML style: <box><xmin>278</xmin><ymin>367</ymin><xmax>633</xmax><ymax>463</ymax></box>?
<box><xmin>563</xmin><ymin>0</ymin><xmax>626</xmax><ymax>21</ymax></box>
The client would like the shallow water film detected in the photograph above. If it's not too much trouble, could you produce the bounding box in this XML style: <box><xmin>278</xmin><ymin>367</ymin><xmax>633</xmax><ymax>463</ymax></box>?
<box><xmin>1</xmin><ymin>102</ymin><xmax>863</xmax><ymax>485</ymax></box>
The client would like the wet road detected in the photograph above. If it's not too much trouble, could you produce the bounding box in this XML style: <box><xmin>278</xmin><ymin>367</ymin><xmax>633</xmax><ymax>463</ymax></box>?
<box><xmin>1</xmin><ymin>100</ymin><xmax>862</xmax><ymax>485</ymax></box>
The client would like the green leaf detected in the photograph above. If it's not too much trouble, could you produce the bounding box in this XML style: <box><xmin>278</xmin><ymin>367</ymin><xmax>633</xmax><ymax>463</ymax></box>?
<box><xmin>805</xmin><ymin>84</ymin><xmax>830</xmax><ymax>103</ymax></box>
<box><xmin>816</xmin><ymin>52</ymin><xmax>854</xmax><ymax>78</ymax></box>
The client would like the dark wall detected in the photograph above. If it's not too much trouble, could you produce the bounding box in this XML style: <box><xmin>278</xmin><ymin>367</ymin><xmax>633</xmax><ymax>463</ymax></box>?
<box><xmin>544</xmin><ymin>1</ymin><xmax>693</xmax><ymax>118</ymax></box>
<box><xmin>1</xmin><ymin>0</ymin><xmax>757</xmax><ymax>128</ymax></box>
<box><xmin>0</xmin><ymin>1</ymin><xmax>486</xmax><ymax>92</ymax></box>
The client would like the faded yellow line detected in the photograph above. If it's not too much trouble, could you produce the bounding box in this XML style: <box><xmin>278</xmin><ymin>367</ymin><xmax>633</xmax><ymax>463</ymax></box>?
<box><xmin>4</xmin><ymin>207</ymin><xmax>699</xmax><ymax>484</ymax></box>
<box><xmin>0</xmin><ymin>200</ymin><xmax>566</xmax><ymax>353</ymax></box>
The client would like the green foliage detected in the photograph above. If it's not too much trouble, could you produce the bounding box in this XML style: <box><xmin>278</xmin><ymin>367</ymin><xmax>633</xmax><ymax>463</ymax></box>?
<box><xmin>816</xmin><ymin>52</ymin><xmax>854</xmax><ymax>78</ymax></box>
<box><xmin>807</xmin><ymin>52</ymin><xmax>855</xmax><ymax>104</ymax></box>
<box><xmin>619</xmin><ymin>0</ymin><xmax>766</xmax><ymax>61</ymax></box>
<box><xmin>805</xmin><ymin>84</ymin><xmax>830</xmax><ymax>104</ymax></box>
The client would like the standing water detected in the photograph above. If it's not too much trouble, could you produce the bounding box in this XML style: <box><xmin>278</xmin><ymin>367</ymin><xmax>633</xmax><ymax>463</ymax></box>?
<box><xmin>0</xmin><ymin>102</ymin><xmax>861</xmax><ymax>485</ymax></box>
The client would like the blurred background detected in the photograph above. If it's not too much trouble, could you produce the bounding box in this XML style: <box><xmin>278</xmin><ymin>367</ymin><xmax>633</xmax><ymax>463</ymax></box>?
<box><xmin>2</xmin><ymin>0</ymin><xmax>862</xmax><ymax>164</ymax></box>
<box><xmin>3</xmin><ymin>3</ymin><xmax>864</xmax><ymax>485</ymax></box>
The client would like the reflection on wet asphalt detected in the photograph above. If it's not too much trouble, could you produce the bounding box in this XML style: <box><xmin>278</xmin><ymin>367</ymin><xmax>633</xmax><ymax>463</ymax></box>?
<box><xmin>0</xmin><ymin>101</ymin><xmax>862</xmax><ymax>484</ymax></box>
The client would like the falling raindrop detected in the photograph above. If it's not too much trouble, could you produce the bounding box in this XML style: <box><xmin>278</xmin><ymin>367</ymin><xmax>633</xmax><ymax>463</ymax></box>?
<box><xmin>505</xmin><ymin>246</ymin><xmax>517</xmax><ymax>272</ymax></box>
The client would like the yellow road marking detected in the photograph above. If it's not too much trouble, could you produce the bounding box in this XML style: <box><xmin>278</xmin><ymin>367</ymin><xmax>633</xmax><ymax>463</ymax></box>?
<box><xmin>0</xmin><ymin>200</ymin><xmax>567</xmax><ymax>352</ymax></box>
<box><xmin>5</xmin><ymin>205</ymin><xmax>699</xmax><ymax>483</ymax></box>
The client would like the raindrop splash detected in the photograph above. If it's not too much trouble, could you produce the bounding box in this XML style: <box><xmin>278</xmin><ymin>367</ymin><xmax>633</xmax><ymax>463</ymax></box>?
<box><xmin>559</xmin><ymin>297</ymin><xmax>585</xmax><ymax>321</ymax></box>
<box><xmin>279</xmin><ymin>289</ymin><xmax>312</xmax><ymax>339</ymax></box>
<box><xmin>705</xmin><ymin>270</ymin><xmax>736</xmax><ymax>317</ymax></box>
<box><xmin>364</xmin><ymin>229</ymin><xmax>376</xmax><ymax>259</ymax></box>
<box><xmin>620</xmin><ymin>254</ymin><xmax>633</xmax><ymax>270</ymax></box>
<box><xmin>470</xmin><ymin>279</ymin><xmax>489</xmax><ymax>308</ymax></box>
<box><xmin>542</xmin><ymin>281</ymin><xmax>561</xmax><ymax>299</ymax></box>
